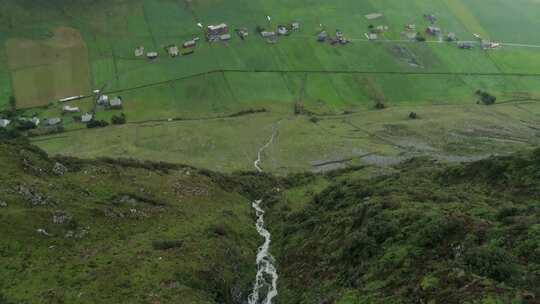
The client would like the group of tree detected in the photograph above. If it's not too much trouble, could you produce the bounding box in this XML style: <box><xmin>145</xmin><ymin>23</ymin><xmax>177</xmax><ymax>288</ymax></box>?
<box><xmin>111</xmin><ymin>113</ymin><xmax>126</xmax><ymax>125</ymax></box>
<box><xmin>476</xmin><ymin>90</ymin><xmax>497</xmax><ymax>105</ymax></box>
<box><xmin>86</xmin><ymin>120</ymin><xmax>109</xmax><ymax>129</ymax></box>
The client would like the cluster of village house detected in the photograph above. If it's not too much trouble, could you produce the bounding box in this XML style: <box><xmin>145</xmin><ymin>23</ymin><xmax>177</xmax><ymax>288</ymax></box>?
<box><xmin>0</xmin><ymin>94</ymin><xmax>124</xmax><ymax>131</ymax></box>
<box><xmin>132</xmin><ymin>14</ymin><xmax>501</xmax><ymax>62</ymax></box>
<box><xmin>1</xmin><ymin>15</ymin><xmax>502</xmax><ymax>131</ymax></box>
<box><xmin>133</xmin><ymin>21</ymin><xmax>301</xmax><ymax>60</ymax></box>
<box><xmin>363</xmin><ymin>12</ymin><xmax>501</xmax><ymax>50</ymax></box>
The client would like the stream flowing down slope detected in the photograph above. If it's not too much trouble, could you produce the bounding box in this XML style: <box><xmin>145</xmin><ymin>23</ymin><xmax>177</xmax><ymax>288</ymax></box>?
<box><xmin>248</xmin><ymin>129</ymin><xmax>279</xmax><ymax>304</ymax></box>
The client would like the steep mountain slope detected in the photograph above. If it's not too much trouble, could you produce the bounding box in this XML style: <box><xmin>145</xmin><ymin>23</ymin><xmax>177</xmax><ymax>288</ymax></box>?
<box><xmin>0</xmin><ymin>141</ymin><xmax>259</xmax><ymax>304</ymax></box>
<box><xmin>1</xmin><ymin>139</ymin><xmax>539</xmax><ymax>304</ymax></box>
<box><xmin>271</xmin><ymin>152</ymin><xmax>540</xmax><ymax>303</ymax></box>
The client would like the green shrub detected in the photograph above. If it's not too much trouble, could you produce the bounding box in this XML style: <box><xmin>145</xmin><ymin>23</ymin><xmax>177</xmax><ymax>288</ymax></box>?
<box><xmin>111</xmin><ymin>113</ymin><xmax>126</xmax><ymax>125</ymax></box>
<box><xmin>152</xmin><ymin>240</ymin><xmax>183</xmax><ymax>250</ymax></box>
<box><xmin>87</xmin><ymin>120</ymin><xmax>109</xmax><ymax>128</ymax></box>
<box><xmin>465</xmin><ymin>246</ymin><xmax>517</xmax><ymax>282</ymax></box>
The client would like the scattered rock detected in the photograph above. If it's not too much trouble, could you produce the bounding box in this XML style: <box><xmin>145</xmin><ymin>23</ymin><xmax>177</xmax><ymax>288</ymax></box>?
<box><xmin>37</xmin><ymin>228</ymin><xmax>52</xmax><ymax>236</ymax></box>
<box><xmin>52</xmin><ymin>211</ymin><xmax>70</xmax><ymax>224</ymax></box>
<box><xmin>16</xmin><ymin>185</ymin><xmax>48</xmax><ymax>206</ymax></box>
<box><xmin>64</xmin><ymin>227</ymin><xmax>89</xmax><ymax>239</ymax></box>
<box><xmin>0</xmin><ymin>201</ymin><xmax>7</xmax><ymax>208</ymax></box>
<box><xmin>52</xmin><ymin>162</ymin><xmax>68</xmax><ymax>176</ymax></box>
<box><xmin>173</xmin><ymin>182</ymin><xmax>209</xmax><ymax>197</ymax></box>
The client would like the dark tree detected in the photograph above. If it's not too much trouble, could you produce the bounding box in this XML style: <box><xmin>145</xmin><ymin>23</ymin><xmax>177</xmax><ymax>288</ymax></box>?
<box><xmin>86</xmin><ymin>120</ymin><xmax>109</xmax><ymax>129</ymax></box>
<box><xmin>111</xmin><ymin>113</ymin><xmax>126</xmax><ymax>125</ymax></box>
<box><xmin>476</xmin><ymin>90</ymin><xmax>496</xmax><ymax>105</ymax></box>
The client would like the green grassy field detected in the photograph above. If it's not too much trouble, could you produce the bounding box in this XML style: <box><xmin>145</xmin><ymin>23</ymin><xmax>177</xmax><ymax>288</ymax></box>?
<box><xmin>6</xmin><ymin>27</ymin><xmax>91</xmax><ymax>108</ymax></box>
<box><xmin>0</xmin><ymin>0</ymin><xmax>539</xmax><ymax>171</ymax></box>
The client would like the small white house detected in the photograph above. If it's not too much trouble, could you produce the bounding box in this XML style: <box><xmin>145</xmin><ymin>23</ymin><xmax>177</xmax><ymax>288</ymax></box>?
<box><xmin>0</xmin><ymin>119</ymin><xmax>11</xmax><ymax>128</ymax></box>
<box><xmin>183</xmin><ymin>40</ymin><xmax>197</xmax><ymax>48</ymax></box>
<box><xmin>146</xmin><ymin>52</ymin><xmax>159</xmax><ymax>59</ymax></box>
<box><xmin>135</xmin><ymin>46</ymin><xmax>145</xmax><ymax>57</ymax></box>
<box><xmin>110</xmin><ymin>97</ymin><xmax>123</xmax><ymax>109</ymax></box>
<box><xmin>277</xmin><ymin>26</ymin><xmax>288</xmax><ymax>35</ymax></box>
<box><xmin>81</xmin><ymin>113</ymin><xmax>93</xmax><ymax>123</ymax></box>
<box><xmin>220</xmin><ymin>33</ymin><xmax>232</xmax><ymax>41</ymax></box>
<box><xmin>47</xmin><ymin>118</ymin><xmax>62</xmax><ymax>126</ymax></box>
<box><xmin>168</xmin><ymin>46</ymin><xmax>179</xmax><ymax>57</ymax></box>
<box><xmin>261</xmin><ymin>31</ymin><xmax>276</xmax><ymax>38</ymax></box>
<box><xmin>97</xmin><ymin>95</ymin><xmax>109</xmax><ymax>106</ymax></box>
<box><xmin>63</xmin><ymin>105</ymin><xmax>80</xmax><ymax>113</ymax></box>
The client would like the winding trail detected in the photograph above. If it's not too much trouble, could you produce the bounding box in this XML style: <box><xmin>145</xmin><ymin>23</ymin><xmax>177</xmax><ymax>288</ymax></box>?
<box><xmin>248</xmin><ymin>126</ymin><xmax>279</xmax><ymax>304</ymax></box>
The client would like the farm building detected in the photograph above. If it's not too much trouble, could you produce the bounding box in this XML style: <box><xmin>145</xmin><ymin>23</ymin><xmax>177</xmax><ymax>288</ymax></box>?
<box><xmin>457</xmin><ymin>41</ymin><xmax>474</xmax><ymax>49</ymax></box>
<box><xmin>134</xmin><ymin>46</ymin><xmax>145</xmax><ymax>57</ymax></box>
<box><xmin>481</xmin><ymin>40</ymin><xmax>501</xmax><ymax>49</ymax></box>
<box><xmin>97</xmin><ymin>95</ymin><xmax>109</xmax><ymax>106</ymax></box>
<box><xmin>62</xmin><ymin>105</ymin><xmax>80</xmax><ymax>113</ymax></box>
<box><xmin>0</xmin><ymin>119</ymin><xmax>11</xmax><ymax>128</ymax></box>
<box><xmin>81</xmin><ymin>113</ymin><xmax>93</xmax><ymax>123</ymax></box>
<box><xmin>235</xmin><ymin>28</ymin><xmax>249</xmax><ymax>40</ymax></box>
<box><xmin>207</xmin><ymin>23</ymin><xmax>228</xmax><ymax>35</ymax></box>
<box><xmin>110</xmin><ymin>97</ymin><xmax>123</xmax><ymax>109</ymax></box>
<box><xmin>220</xmin><ymin>34</ymin><xmax>231</xmax><ymax>41</ymax></box>
<box><xmin>447</xmin><ymin>32</ymin><xmax>457</xmax><ymax>41</ymax></box>
<box><xmin>277</xmin><ymin>26</ymin><xmax>288</xmax><ymax>35</ymax></box>
<box><xmin>405</xmin><ymin>24</ymin><xmax>416</xmax><ymax>31</ymax></box>
<box><xmin>367</xmin><ymin>33</ymin><xmax>378</xmax><ymax>40</ymax></box>
<box><xmin>317</xmin><ymin>31</ymin><xmax>328</xmax><ymax>42</ymax></box>
<box><xmin>167</xmin><ymin>45</ymin><xmax>179</xmax><ymax>57</ymax></box>
<box><xmin>261</xmin><ymin>31</ymin><xmax>276</xmax><ymax>38</ymax></box>
<box><xmin>426</xmin><ymin>26</ymin><xmax>441</xmax><ymax>35</ymax></box>
<box><xmin>47</xmin><ymin>118</ymin><xmax>62</xmax><ymax>126</ymax></box>
<box><xmin>365</xmin><ymin>13</ymin><xmax>383</xmax><ymax>20</ymax></box>
<box><xmin>183</xmin><ymin>40</ymin><xmax>197</xmax><ymax>48</ymax></box>
<box><xmin>146</xmin><ymin>52</ymin><xmax>158</xmax><ymax>59</ymax></box>
<box><xmin>291</xmin><ymin>22</ymin><xmax>300</xmax><ymax>31</ymax></box>
<box><xmin>374</xmin><ymin>25</ymin><xmax>389</xmax><ymax>33</ymax></box>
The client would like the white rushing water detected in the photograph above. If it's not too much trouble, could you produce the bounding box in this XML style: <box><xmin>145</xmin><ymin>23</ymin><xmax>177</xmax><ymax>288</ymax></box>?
<box><xmin>248</xmin><ymin>129</ymin><xmax>279</xmax><ymax>304</ymax></box>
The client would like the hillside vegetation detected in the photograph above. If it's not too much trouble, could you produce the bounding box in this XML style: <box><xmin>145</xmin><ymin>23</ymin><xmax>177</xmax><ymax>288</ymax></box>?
<box><xmin>270</xmin><ymin>151</ymin><xmax>540</xmax><ymax>303</ymax></box>
<box><xmin>0</xmin><ymin>140</ymin><xmax>259</xmax><ymax>304</ymax></box>
<box><xmin>0</xmin><ymin>139</ymin><xmax>539</xmax><ymax>303</ymax></box>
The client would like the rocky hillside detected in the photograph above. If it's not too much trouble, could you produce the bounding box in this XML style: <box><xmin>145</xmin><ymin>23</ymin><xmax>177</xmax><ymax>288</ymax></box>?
<box><xmin>0</xmin><ymin>140</ymin><xmax>259</xmax><ymax>304</ymax></box>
